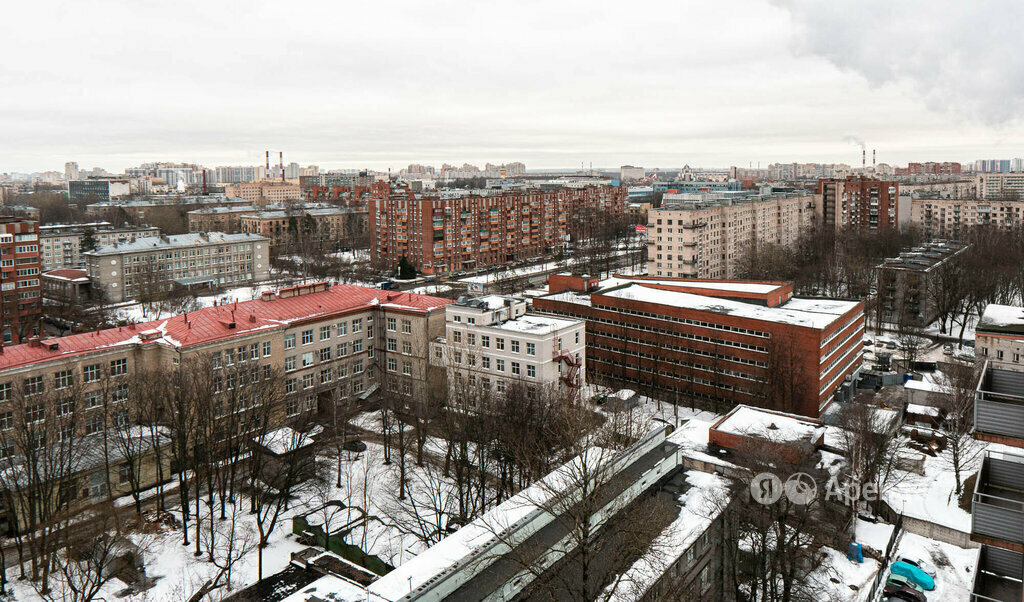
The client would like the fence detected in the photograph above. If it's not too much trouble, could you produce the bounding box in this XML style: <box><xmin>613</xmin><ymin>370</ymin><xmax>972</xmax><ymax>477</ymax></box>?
<box><xmin>865</xmin><ymin>514</ymin><xmax>904</xmax><ymax>602</ymax></box>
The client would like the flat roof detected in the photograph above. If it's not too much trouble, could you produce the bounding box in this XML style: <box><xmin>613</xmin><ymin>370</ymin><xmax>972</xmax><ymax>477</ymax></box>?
<box><xmin>977</xmin><ymin>304</ymin><xmax>1024</xmax><ymax>335</ymax></box>
<box><xmin>87</xmin><ymin>232</ymin><xmax>268</xmax><ymax>254</ymax></box>
<box><xmin>713</xmin><ymin>405</ymin><xmax>825</xmax><ymax>444</ymax></box>
<box><xmin>599</xmin><ymin>284</ymin><xmax>857</xmax><ymax>330</ymax></box>
<box><xmin>490</xmin><ymin>313</ymin><xmax>581</xmax><ymax>335</ymax></box>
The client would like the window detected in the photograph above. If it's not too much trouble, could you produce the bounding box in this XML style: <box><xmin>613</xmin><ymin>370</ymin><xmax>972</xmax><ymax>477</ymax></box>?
<box><xmin>305</xmin><ymin>394</ymin><xmax>316</xmax><ymax>412</ymax></box>
<box><xmin>250</xmin><ymin>343</ymin><xmax>259</xmax><ymax>360</ymax></box>
<box><xmin>337</xmin><ymin>321</ymin><xmax>347</xmax><ymax>336</ymax></box>
<box><xmin>54</xmin><ymin>369</ymin><xmax>73</xmax><ymax>389</ymax></box>
<box><xmin>387</xmin><ymin>338</ymin><xmax>397</xmax><ymax>352</ymax></box>
<box><xmin>353</xmin><ymin>360</ymin><xmax>363</xmax><ymax>374</ymax></box>
<box><xmin>25</xmin><ymin>375</ymin><xmax>44</xmax><ymax>396</ymax></box>
<box><xmin>387</xmin><ymin>357</ymin><xmax>397</xmax><ymax>372</ymax></box>
<box><xmin>318</xmin><ymin>347</ymin><xmax>331</xmax><ymax>362</ymax></box>
<box><xmin>83</xmin><ymin>364</ymin><xmax>101</xmax><ymax>382</ymax></box>
<box><xmin>352</xmin><ymin>319</ymin><xmax>362</xmax><ymax>333</ymax></box>
<box><xmin>118</xmin><ymin>463</ymin><xmax>132</xmax><ymax>485</ymax></box>
<box><xmin>320</xmin><ymin>325</ymin><xmax>331</xmax><ymax>341</ymax></box>
<box><xmin>1015</xmin><ymin>353</ymin><xmax>1021</xmax><ymax>362</ymax></box>
<box><xmin>0</xmin><ymin>383</ymin><xmax>7</xmax><ymax>402</ymax></box>
<box><xmin>453</xmin><ymin>351</ymin><xmax>462</xmax><ymax>364</ymax></box>
<box><xmin>481</xmin><ymin>335</ymin><xmax>490</xmax><ymax>348</ymax></box>
<box><xmin>337</xmin><ymin>342</ymin><xmax>348</xmax><ymax>357</ymax></box>
<box><xmin>286</xmin><ymin>399</ymin><xmax>299</xmax><ymax>417</ymax></box>
<box><xmin>526</xmin><ymin>343</ymin><xmax>535</xmax><ymax>356</ymax></box>
<box><xmin>352</xmin><ymin>339</ymin><xmax>362</xmax><ymax>353</ymax></box>
<box><xmin>263</xmin><ymin>341</ymin><xmax>272</xmax><ymax>357</ymax></box>
<box><xmin>387</xmin><ymin>317</ymin><xmax>396</xmax><ymax>331</ymax></box>
<box><xmin>575</xmin><ymin>331</ymin><xmax>580</xmax><ymax>344</ymax></box>
<box><xmin>353</xmin><ymin>379</ymin><xmax>364</xmax><ymax>394</ymax></box>
<box><xmin>262</xmin><ymin>365</ymin><xmax>271</xmax><ymax>380</ymax></box>
<box><xmin>112</xmin><ymin>385</ymin><xmax>129</xmax><ymax>403</ymax></box>
<box><xmin>467</xmin><ymin>354</ymin><xmax>476</xmax><ymax>367</ymax></box>
<box><xmin>26</xmin><ymin>403</ymin><xmax>45</xmax><ymax>423</ymax></box>
<box><xmin>511</xmin><ymin>362</ymin><xmax>521</xmax><ymax>375</ymax></box>
<box><xmin>467</xmin><ymin>333</ymin><xmax>476</xmax><ymax>346</ymax></box>
<box><xmin>368</xmin><ymin>345</ymin><xmax>374</xmax><ymax>359</ymax></box>
<box><xmin>453</xmin><ymin>331</ymin><xmax>462</xmax><ymax>343</ymax></box>
<box><xmin>110</xmin><ymin>358</ymin><xmax>127</xmax><ymax>376</ymax></box>
<box><xmin>527</xmin><ymin>365</ymin><xmax>536</xmax><ymax>378</ymax></box>
<box><xmin>497</xmin><ymin>380</ymin><xmax>506</xmax><ymax>393</ymax></box>
<box><xmin>0</xmin><ymin>411</ymin><xmax>12</xmax><ymax>430</ymax></box>
<box><xmin>496</xmin><ymin>359</ymin><xmax>505</xmax><ymax>372</ymax></box>
<box><xmin>320</xmin><ymin>368</ymin><xmax>332</xmax><ymax>384</ymax></box>
<box><xmin>285</xmin><ymin>334</ymin><xmax>296</xmax><ymax>349</ymax></box>
<box><xmin>401</xmin><ymin>319</ymin><xmax>412</xmax><ymax>334</ymax></box>
<box><xmin>402</xmin><ymin>340</ymin><xmax>412</xmax><ymax>355</ymax></box>
<box><xmin>402</xmin><ymin>361</ymin><xmax>412</xmax><ymax>376</ymax></box>
<box><xmin>113</xmin><ymin>409</ymin><xmax>128</xmax><ymax>427</ymax></box>
<box><xmin>511</xmin><ymin>340</ymin><xmax>520</xmax><ymax>353</ymax></box>
<box><xmin>58</xmin><ymin>398</ymin><xmax>75</xmax><ymax>416</ymax></box>
<box><xmin>285</xmin><ymin>379</ymin><xmax>296</xmax><ymax>394</ymax></box>
<box><xmin>84</xmin><ymin>390</ymin><xmax>102</xmax><ymax>409</ymax></box>
<box><xmin>302</xmin><ymin>352</ymin><xmax>314</xmax><ymax>367</ymax></box>
<box><xmin>302</xmin><ymin>329</ymin><xmax>314</xmax><ymax>345</ymax></box>
<box><xmin>482</xmin><ymin>356</ymin><xmax>490</xmax><ymax>369</ymax></box>
<box><xmin>998</xmin><ymin>350</ymin><xmax>1005</xmax><ymax>360</ymax></box>
<box><xmin>86</xmin><ymin>415</ymin><xmax>103</xmax><ymax>435</ymax></box>
<box><xmin>302</xmin><ymin>373</ymin><xmax>314</xmax><ymax>389</ymax></box>
<box><xmin>285</xmin><ymin>356</ymin><xmax>296</xmax><ymax>371</ymax></box>
<box><xmin>496</xmin><ymin>338</ymin><xmax>505</xmax><ymax>350</ymax></box>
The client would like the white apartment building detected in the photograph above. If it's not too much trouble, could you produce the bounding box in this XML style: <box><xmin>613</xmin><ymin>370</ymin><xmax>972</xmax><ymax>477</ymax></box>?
<box><xmin>647</xmin><ymin>192</ymin><xmax>815</xmax><ymax>279</ymax></box>
<box><xmin>911</xmin><ymin>197</ymin><xmax>1024</xmax><ymax>237</ymax></box>
<box><xmin>39</xmin><ymin>223</ymin><xmax>160</xmax><ymax>270</ymax></box>
<box><xmin>977</xmin><ymin>172</ymin><xmax>1024</xmax><ymax>200</ymax></box>
<box><xmin>430</xmin><ymin>295</ymin><xmax>586</xmax><ymax>408</ymax></box>
<box><xmin>83</xmin><ymin>232</ymin><xmax>270</xmax><ymax>302</ymax></box>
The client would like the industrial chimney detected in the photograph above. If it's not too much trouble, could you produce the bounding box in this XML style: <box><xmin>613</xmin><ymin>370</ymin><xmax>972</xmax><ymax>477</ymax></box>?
<box><xmin>862</xmin><ymin>149</ymin><xmax>866</xmax><ymax>168</ymax></box>
<box><xmin>872</xmin><ymin>149</ymin><xmax>876</xmax><ymax>167</ymax></box>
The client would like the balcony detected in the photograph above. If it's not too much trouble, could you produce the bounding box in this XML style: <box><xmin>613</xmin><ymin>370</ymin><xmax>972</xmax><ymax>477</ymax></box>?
<box><xmin>971</xmin><ymin>545</ymin><xmax>1023</xmax><ymax>602</ymax></box>
<box><xmin>971</xmin><ymin>451</ymin><xmax>1024</xmax><ymax>553</ymax></box>
<box><xmin>975</xmin><ymin>362</ymin><xmax>1024</xmax><ymax>447</ymax></box>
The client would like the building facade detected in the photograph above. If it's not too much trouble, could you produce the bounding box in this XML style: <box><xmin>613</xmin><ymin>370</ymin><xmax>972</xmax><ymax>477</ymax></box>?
<box><xmin>69</xmin><ymin>179</ymin><xmax>132</xmax><ymax>202</ymax></box>
<box><xmin>534</xmin><ymin>274</ymin><xmax>864</xmax><ymax>418</ymax></box>
<box><xmin>0</xmin><ymin>283</ymin><xmax>450</xmax><ymax>531</ymax></box>
<box><xmin>83</xmin><ymin>232</ymin><xmax>271</xmax><ymax>302</ymax></box>
<box><xmin>646</xmin><ymin>192</ymin><xmax>815</xmax><ymax>279</ymax></box>
<box><xmin>39</xmin><ymin>223</ymin><xmax>160</xmax><ymax>270</ymax></box>
<box><xmin>875</xmin><ymin>240</ymin><xmax>968</xmax><ymax>327</ymax></box>
<box><xmin>429</xmin><ymin>295</ymin><xmax>585</xmax><ymax>408</ymax></box>
<box><xmin>187</xmin><ymin>205</ymin><xmax>260</xmax><ymax>233</ymax></box>
<box><xmin>912</xmin><ymin>197</ymin><xmax>1024</xmax><ymax>237</ymax></box>
<box><xmin>977</xmin><ymin>304</ymin><xmax>1024</xmax><ymax>373</ymax></box>
<box><xmin>370</xmin><ymin>184</ymin><xmax>627</xmax><ymax>274</ymax></box>
<box><xmin>239</xmin><ymin>207</ymin><xmax>368</xmax><ymax>252</ymax></box>
<box><xmin>0</xmin><ymin>219</ymin><xmax>42</xmax><ymax>343</ymax></box>
<box><xmin>976</xmin><ymin>172</ymin><xmax>1024</xmax><ymax>200</ymax></box>
<box><xmin>815</xmin><ymin>177</ymin><xmax>899</xmax><ymax>230</ymax></box>
<box><xmin>223</xmin><ymin>180</ymin><xmax>302</xmax><ymax>205</ymax></box>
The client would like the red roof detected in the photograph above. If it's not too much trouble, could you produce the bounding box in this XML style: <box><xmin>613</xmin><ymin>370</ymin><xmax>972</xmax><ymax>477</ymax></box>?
<box><xmin>43</xmin><ymin>269</ymin><xmax>89</xmax><ymax>281</ymax></box>
<box><xmin>0</xmin><ymin>284</ymin><xmax>451</xmax><ymax>371</ymax></box>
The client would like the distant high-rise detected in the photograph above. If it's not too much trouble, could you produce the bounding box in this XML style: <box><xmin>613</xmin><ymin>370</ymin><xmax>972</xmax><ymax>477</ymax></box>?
<box><xmin>64</xmin><ymin>161</ymin><xmax>79</xmax><ymax>182</ymax></box>
<box><xmin>814</xmin><ymin>176</ymin><xmax>898</xmax><ymax>230</ymax></box>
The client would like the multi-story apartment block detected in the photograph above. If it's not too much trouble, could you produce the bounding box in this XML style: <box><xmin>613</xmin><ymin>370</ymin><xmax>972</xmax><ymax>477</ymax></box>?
<box><xmin>646</xmin><ymin>192</ymin><xmax>816</xmax><ymax>279</ymax></box>
<box><xmin>977</xmin><ymin>304</ymin><xmax>1024</xmax><ymax>373</ymax></box>
<box><xmin>913</xmin><ymin>197</ymin><xmax>1024</xmax><ymax>237</ymax></box>
<box><xmin>534</xmin><ymin>274</ymin><xmax>864</xmax><ymax>418</ymax></box>
<box><xmin>370</xmin><ymin>184</ymin><xmax>626</xmax><ymax>274</ymax></box>
<box><xmin>239</xmin><ymin>207</ymin><xmax>368</xmax><ymax>252</ymax></box>
<box><xmin>894</xmin><ymin>162</ymin><xmax>962</xmax><ymax>176</ymax></box>
<box><xmin>86</xmin><ymin>195</ymin><xmax>252</xmax><ymax>222</ymax></box>
<box><xmin>429</xmin><ymin>295</ymin><xmax>585</xmax><ymax>408</ymax></box>
<box><xmin>39</xmin><ymin>223</ymin><xmax>160</xmax><ymax>270</ymax></box>
<box><xmin>187</xmin><ymin>205</ymin><xmax>260</xmax><ymax>233</ymax></box>
<box><xmin>68</xmin><ymin>178</ymin><xmax>132</xmax><ymax>202</ymax></box>
<box><xmin>815</xmin><ymin>176</ymin><xmax>899</xmax><ymax>230</ymax></box>
<box><xmin>875</xmin><ymin>240</ymin><xmax>968</xmax><ymax>327</ymax></box>
<box><xmin>976</xmin><ymin>172</ymin><xmax>1024</xmax><ymax>201</ymax></box>
<box><xmin>215</xmin><ymin>165</ymin><xmax>268</xmax><ymax>184</ymax></box>
<box><xmin>223</xmin><ymin>180</ymin><xmax>302</xmax><ymax>205</ymax></box>
<box><xmin>0</xmin><ymin>282</ymin><xmax>450</xmax><ymax>530</ymax></box>
<box><xmin>971</xmin><ymin>362</ymin><xmax>1024</xmax><ymax>601</ymax></box>
<box><xmin>0</xmin><ymin>219</ymin><xmax>42</xmax><ymax>343</ymax></box>
<box><xmin>83</xmin><ymin>232</ymin><xmax>270</xmax><ymax>302</ymax></box>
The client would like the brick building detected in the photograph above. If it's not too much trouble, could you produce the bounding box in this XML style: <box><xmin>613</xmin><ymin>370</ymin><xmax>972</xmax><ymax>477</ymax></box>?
<box><xmin>223</xmin><ymin>180</ymin><xmax>302</xmax><ymax>205</ymax></box>
<box><xmin>533</xmin><ymin>274</ymin><xmax>864</xmax><ymax>418</ymax></box>
<box><xmin>370</xmin><ymin>183</ymin><xmax>626</xmax><ymax>274</ymax></box>
<box><xmin>977</xmin><ymin>304</ymin><xmax>1024</xmax><ymax>373</ymax></box>
<box><xmin>913</xmin><ymin>197</ymin><xmax>1024</xmax><ymax>237</ymax></box>
<box><xmin>0</xmin><ymin>218</ymin><xmax>42</xmax><ymax>343</ymax></box>
<box><xmin>187</xmin><ymin>205</ymin><xmax>260</xmax><ymax>233</ymax></box>
<box><xmin>239</xmin><ymin>207</ymin><xmax>368</xmax><ymax>253</ymax></box>
<box><xmin>39</xmin><ymin>223</ymin><xmax>160</xmax><ymax>270</ymax></box>
<box><xmin>815</xmin><ymin>176</ymin><xmax>899</xmax><ymax>230</ymax></box>
<box><xmin>894</xmin><ymin>162</ymin><xmax>962</xmax><ymax>176</ymax></box>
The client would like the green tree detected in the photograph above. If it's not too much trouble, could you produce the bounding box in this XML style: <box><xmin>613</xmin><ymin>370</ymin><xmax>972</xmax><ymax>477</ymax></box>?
<box><xmin>397</xmin><ymin>255</ymin><xmax>417</xmax><ymax>280</ymax></box>
<box><xmin>80</xmin><ymin>229</ymin><xmax>98</xmax><ymax>252</ymax></box>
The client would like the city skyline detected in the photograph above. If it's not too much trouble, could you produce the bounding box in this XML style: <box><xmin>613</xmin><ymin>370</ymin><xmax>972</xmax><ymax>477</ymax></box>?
<box><xmin>2</xmin><ymin>0</ymin><xmax>1022</xmax><ymax>173</ymax></box>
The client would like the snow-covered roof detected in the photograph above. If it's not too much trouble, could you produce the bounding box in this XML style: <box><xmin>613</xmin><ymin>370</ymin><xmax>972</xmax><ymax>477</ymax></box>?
<box><xmin>905</xmin><ymin>379</ymin><xmax>949</xmax><ymax>394</ymax></box>
<box><xmin>490</xmin><ymin>313</ymin><xmax>581</xmax><ymax>335</ymax></box>
<box><xmin>253</xmin><ymin>426</ymin><xmax>318</xmax><ymax>455</ymax></box>
<box><xmin>278</xmin><ymin>575</ymin><xmax>370</xmax><ymax>602</ymax></box>
<box><xmin>600</xmin><ymin>284</ymin><xmax>856</xmax><ymax>330</ymax></box>
<box><xmin>713</xmin><ymin>405</ymin><xmax>825</xmax><ymax>444</ymax></box>
<box><xmin>597</xmin><ymin>276</ymin><xmax>781</xmax><ymax>294</ymax></box>
<box><xmin>977</xmin><ymin>303</ymin><xmax>1024</xmax><ymax>335</ymax></box>
<box><xmin>87</xmin><ymin>232</ymin><xmax>268</xmax><ymax>254</ymax></box>
<box><xmin>906</xmin><ymin>403</ymin><xmax>941</xmax><ymax>417</ymax></box>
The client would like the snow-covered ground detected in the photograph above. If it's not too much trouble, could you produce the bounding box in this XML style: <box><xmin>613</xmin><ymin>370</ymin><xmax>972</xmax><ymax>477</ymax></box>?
<box><xmin>806</xmin><ymin>545</ymin><xmax>881</xmax><ymax>602</ymax></box>
<box><xmin>895</xmin><ymin>531</ymin><xmax>977</xmax><ymax>601</ymax></box>
<box><xmin>883</xmin><ymin>443</ymin><xmax>982</xmax><ymax>533</ymax></box>
<box><xmin>406</xmin><ymin>284</ymin><xmax>452</xmax><ymax>295</ymax></box>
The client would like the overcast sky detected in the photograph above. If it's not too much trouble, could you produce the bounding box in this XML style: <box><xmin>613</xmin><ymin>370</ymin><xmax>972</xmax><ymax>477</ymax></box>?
<box><xmin>2</xmin><ymin>0</ymin><xmax>1022</xmax><ymax>174</ymax></box>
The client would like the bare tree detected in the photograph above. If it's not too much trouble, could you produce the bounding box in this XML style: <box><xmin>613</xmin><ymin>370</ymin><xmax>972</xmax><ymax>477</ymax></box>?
<box><xmin>937</xmin><ymin>361</ymin><xmax>985</xmax><ymax>495</ymax></box>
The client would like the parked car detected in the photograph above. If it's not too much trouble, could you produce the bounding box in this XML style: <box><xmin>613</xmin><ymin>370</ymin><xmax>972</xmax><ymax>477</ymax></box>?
<box><xmin>342</xmin><ymin>439</ymin><xmax>367</xmax><ymax>452</ymax></box>
<box><xmin>891</xmin><ymin>560</ymin><xmax>936</xmax><ymax>590</ymax></box>
<box><xmin>942</xmin><ymin>344</ymin><xmax>954</xmax><ymax>356</ymax></box>
<box><xmin>886</xmin><ymin>574</ymin><xmax>925</xmax><ymax>594</ymax></box>
<box><xmin>882</xmin><ymin>583</ymin><xmax>927</xmax><ymax>602</ymax></box>
<box><xmin>886</xmin><ymin>341</ymin><xmax>898</xmax><ymax>350</ymax></box>
<box><xmin>897</xmin><ymin>555</ymin><xmax>938</xmax><ymax>578</ymax></box>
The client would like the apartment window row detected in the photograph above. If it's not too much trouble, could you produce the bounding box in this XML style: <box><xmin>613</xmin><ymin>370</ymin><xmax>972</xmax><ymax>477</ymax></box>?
<box><xmin>592</xmin><ymin>329</ymin><xmax>768</xmax><ymax>368</ymax></box>
<box><xmin>590</xmin><ymin>355</ymin><xmax>765</xmax><ymax>398</ymax></box>
<box><xmin>448</xmin><ymin>330</ymin><xmax>537</xmax><ymax>356</ymax></box>
<box><xmin>592</xmin><ymin>342</ymin><xmax>761</xmax><ymax>383</ymax></box>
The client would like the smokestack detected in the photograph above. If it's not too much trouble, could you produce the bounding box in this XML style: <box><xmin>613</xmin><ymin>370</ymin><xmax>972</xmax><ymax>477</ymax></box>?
<box><xmin>266</xmin><ymin>151</ymin><xmax>270</xmax><ymax>177</ymax></box>
<box><xmin>280</xmin><ymin>151</ymin><xmax>284</xmax><ymax>182</ymax></box>
<box><xmin>873</xmin><ymin>149</ymin><xmax>876</xmax><ymax>167</ymax></box>
<box><xmin>862</xmin><ymin>149</ymin><xmax>866</xmax><ymax>168</ymax></box>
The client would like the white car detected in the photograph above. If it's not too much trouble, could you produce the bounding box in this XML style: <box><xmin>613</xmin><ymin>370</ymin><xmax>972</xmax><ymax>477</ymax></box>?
<box><xmin>896</xmin><ymin>555</ymin><xmax>937</xmax><ymax>578</ymax></box>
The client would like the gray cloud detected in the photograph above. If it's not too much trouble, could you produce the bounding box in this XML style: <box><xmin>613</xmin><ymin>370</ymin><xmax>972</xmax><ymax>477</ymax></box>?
<box><xmin>773</xmin><ymin>0</ymin><xmax>1024</xmax><ymax>126</ymax></box>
